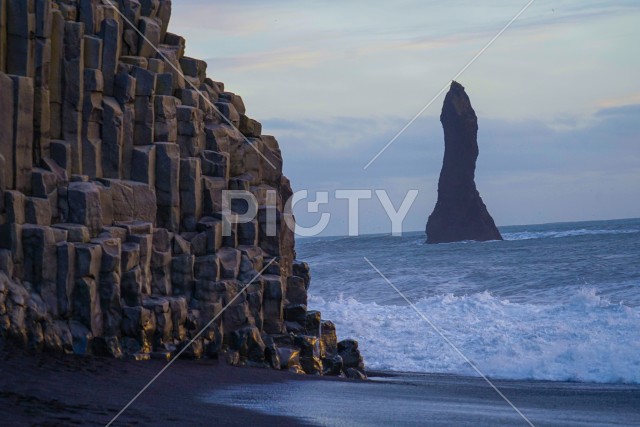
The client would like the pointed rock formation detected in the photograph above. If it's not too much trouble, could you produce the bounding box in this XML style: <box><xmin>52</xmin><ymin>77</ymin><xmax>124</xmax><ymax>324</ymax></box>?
<box><xmin>426</xmin><ymin>81</ymin><xmax>502</xmax><ymax>244</ymax></box>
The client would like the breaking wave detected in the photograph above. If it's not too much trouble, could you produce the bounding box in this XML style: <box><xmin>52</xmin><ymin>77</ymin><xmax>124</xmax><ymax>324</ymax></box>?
<box><xmin>502</xmin><ymin>228</ymin><xmax>639</xmax><ymax>241</ymax></box>
<box><xmin>309</xmin><ymin>288</ymin><xmax>640</xmax><ymax>384</ymax></box>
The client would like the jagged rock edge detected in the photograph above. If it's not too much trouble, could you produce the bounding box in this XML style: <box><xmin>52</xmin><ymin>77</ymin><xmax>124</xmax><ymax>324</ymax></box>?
<box><xmin>0</xmin><ymin>0</ymin><xmax>365</xmax><ymax>379</ymax></box>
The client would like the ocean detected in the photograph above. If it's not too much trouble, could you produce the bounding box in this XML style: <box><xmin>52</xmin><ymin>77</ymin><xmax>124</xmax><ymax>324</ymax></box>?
<box><xmin>297</xmin><ymin>218</ymin><xmax>640</xmax><ymax>384</ymax></box>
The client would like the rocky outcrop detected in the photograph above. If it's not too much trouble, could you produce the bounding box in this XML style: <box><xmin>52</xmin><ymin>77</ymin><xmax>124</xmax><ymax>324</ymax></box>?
<box><xmin>426</xmin><ymin>81</ymin><xmax>502</xmax><ymax>244</ymax></box>
<box><xmin>0</xmin><ymin>0</ymin><xmax>364</xmax><ymax>378</ymax></box>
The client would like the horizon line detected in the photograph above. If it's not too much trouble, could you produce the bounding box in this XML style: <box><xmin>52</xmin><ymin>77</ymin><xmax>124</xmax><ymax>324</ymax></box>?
<box><xmin>295</xmin><ymin>216</ymin><xmax>640</xmax><ymax>240</ymax></box>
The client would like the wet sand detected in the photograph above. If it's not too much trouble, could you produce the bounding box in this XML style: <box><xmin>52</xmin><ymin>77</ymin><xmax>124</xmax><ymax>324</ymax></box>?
<box><xmin>1</xmin><ymin>347</ymin><xmax>639</xmax><ymax>426</ymax></box>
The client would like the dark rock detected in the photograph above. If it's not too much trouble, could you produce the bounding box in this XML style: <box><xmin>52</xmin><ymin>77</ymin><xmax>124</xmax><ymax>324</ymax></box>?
<box><xmin>5</xmin><ymin>280</ymin><xmax>29</xmax><ymax>347</ymax></box>
<box><xmin>151</xmin><ymin>248</ymin><xmax>172</xmax><ymax>296</ymax></box>
<box><xmin>194</xmin><ymin>255</ymin><xmax>219</xmax><ymax>281</ymax></box>
<box><xmin>276</xmin><ymin>345</ymin><xmax>301</xmax><ymax>371</ymax></box>
<box><xmin>304</xmin><ymin>310</ymin><xmax>321</xmax><ymax>337</ymax></box>
<box><xmin>73</xmin><ymin>277</ymin><xmax>103</xmax><ymax>338</ymax></box>
<box><xmin>177</xmin><ymin>337</ymin><xmax>204</xmax><ymax>360</ymax></box>
<box><xmin>237</xmin><ymin>254</ymin><xmax>259</xmax><ymax>284</ymax></box>
<box><xmin>345</xmin><ymin>367</ymin><xmax>367</xmax><ymax>380</ymax></box>
<box><xmin>69</xmin><ymin>320</ymin><xmax>93</xmax><ymax>355</ymax></box>
<box><xmin>286</xmin><ymin>275</ymin><xmax>307</xmax><ymax>306</ymax></box>
<box><xmin>92</xmin><ymin>336</ymin><xmax>124</xmax><ymax>359</ymax></box>
<box><xmin>284</xmin><ymin>321</ymin><xmax>305</xmax><ymax>334</ymax></box>
<box><xmin>426</xmin><ymin>81</ymin><xmax>502</xmax><ymax>244</ymax></box>
<box><xmin>224</xmin><ymin>349</ymin><xmax>241</xmax><ymax>366</ymax></box>
<box><xmin>142</xmin><ymin>297</ymin><xmax>172</xmax><ymax>347</ymax></box>
<box><xmin>52</xmin><ymin>223</ymin><xmax>90</xmax><ymax>243</ymax></box>
<box><xmin>230</xmin><ymin>325</ymin><xmax>265</xmax><ymax>363</ymax></box>
<box><xmin>26</xmin><ymin>294</ymin><xmax>47</xmax><ymax>352</ymax></box>
<box><xmin>263</xmin><ymin>335</ymin><xmax>281</xmax><ymax>370</ymax></box>
<box><xmin>151</xmin><ymin>347</ymin><xmax>176</xmax><ymax>361</ymax></box>
<box><xmin>74</xmin><ymin>243</ymin><xmax>102</xmax><ymax>279</ymax></box>
<box><xmin>121</xmin><ymin>266</ymin><xmax>143</xmax><ymax>307</ymax></box>
<box><xmin>43</xmin><ymin>320</ymin><xmax>74</xmax><ymax>354</ymax></box>
<box><xmin>121</xmin><ymin>306</ymin><xmax>155</xmax><ymax>353</ymax></box>
<box><xmin>121</xmin><ymin>242</ymin><xmax>141</xmax><ymax>272</ymax></box>
<box><xmin>322</xmin><ymin>354</ymin><xmax>343</xmax><ymax>376</ymax></box>
<box><xmin>0</xmin><ymin>0</ymin><xmax>363</xmax><ymax>377</ymax></box>
<box><xmin>246</xmin><ymin>285</ymin><xmax>263</xmax><ymax>331</ymax></box>
<box><xmin>320</xmin><ymin>320</ymin><xmax>338</xmax><ymax>357</ymax></box>
<box><xmin>168</xmin><ymin>297</ymin><xmax>188</xmax><ymax>341</ymax></box>
<box><xmin>67</xmin><ymin>182</ymin><xmax>104</xmax><ymax>236</ymax></box>
<box><xmin>98</xmin><ymin>270</ymin><xmax>123</xmax><ymax>337</ymax></box>
<box><xmin>201</xmin><ymin>321</ymin><xmax>223</xmax><ymax>358</ymax></box>
<box><xmin>295</xmin><ymin>335</ymin><xmax>322</xmax><ymax>375</ymax></box>
<box><xmin>338</xmin><ymin>339</ymin><xmax>365</xmax><ymax>372</ymax></box>
<box><xmin>216</xmin><ymin>247</ymin><xmax>241</xmax><ymax>279</ymax></box>
<box><xmin>284</xmin><ymin>304</ymin><xmax>307</xmax><ymax>324</ymax></box>
<box><xmin>0</xmin><ymin>254</ymin><xmax>13</xmax><ymax>279</ymax></box>
<box><xmin>262</xmin><ymin>274</ymin><xmax>285</xmax><ymax>334</ymax></box>
<box><xmin>171</xmin><ymin>254</ymin><xmax>194</xmax><ymax>298</ymax></box>
<box><xmin>172</xmin><ymin>234</ymin><xmax>191</xmax><ymax>255</ymax></box>
<box><xmin>55</xmin><ymin>242</ymin><xmax>75</xmax><ymax>317</ymax></box>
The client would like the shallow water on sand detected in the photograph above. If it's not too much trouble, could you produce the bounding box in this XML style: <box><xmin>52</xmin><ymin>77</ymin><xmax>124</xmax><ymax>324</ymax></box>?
<box><xmin>205</xmin><ymin>373</ymin><xmax>640</xmax><ymax>426</ymax></box>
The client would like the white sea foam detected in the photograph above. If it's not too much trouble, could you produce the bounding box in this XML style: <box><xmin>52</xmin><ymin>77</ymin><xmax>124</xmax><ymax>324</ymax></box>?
<box><xmin>502</xmin><ymin>228</ymin><xmax>639</xmax><ymax>241</ymax></box>
<box><xmin>309</xmin><ymin>288</ymin><xmax>640</xmax><ymax>384</ymax></box>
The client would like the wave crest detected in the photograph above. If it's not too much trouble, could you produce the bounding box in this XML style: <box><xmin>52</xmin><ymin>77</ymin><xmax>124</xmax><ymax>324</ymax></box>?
<box><xmin>503</xmin><ymin>228</ymin><xmax>639</xmax><ymax>241</ymax></box>
<box><xmin>309</xmin><ymin>289</ymin><xmax>640</xmax><ymax>384</ymax></box>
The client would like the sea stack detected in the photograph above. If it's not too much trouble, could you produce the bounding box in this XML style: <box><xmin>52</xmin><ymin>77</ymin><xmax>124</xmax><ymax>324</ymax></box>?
<box><xmin>426</xmin><ymin>81</ymin><xmax>502</xmax><ymax>244</ymax></box>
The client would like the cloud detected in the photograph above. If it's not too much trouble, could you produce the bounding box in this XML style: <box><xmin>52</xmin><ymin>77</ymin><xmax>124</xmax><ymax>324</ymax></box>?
<box><xmin>267</xmin><ymin>101</ymin><xmax>640</xmax><ymax>179</ymax></box>
<box><xmin>204</xmin><ymin>47</ymin><xmax>330</xmax><ymax>72</ymax></box>
<box><xmin>175</xmin><ymin>0</ymin><xmax>640</xmax><ymax>128</ymax></box>
<box><xmin>264</xmin><ymin>116</ymin><xmax>401</xmax><ymax>153</ymax></box>
<box><xmin>272</xmin><ymin>103</ymin><xmax>640</xmax><ymax>234</ymax></box>
<box><xmin>169</xmin><ymin>1</ymin><xmax>640</xmax><ymax>233</ymax></box>
<box><xmin>595</xmin><ymin>103</ymin><xmax>640</xmax><ymax>117</ymax></box>
<box><xmin>595</xmin><ymin>93</ymin><xmax>640</xmax><ymax>109</ymax></box>
<box><xmin>179</xmin><ymin>0</ymin><xmax>640</xmax><ymax>72</ymax></box>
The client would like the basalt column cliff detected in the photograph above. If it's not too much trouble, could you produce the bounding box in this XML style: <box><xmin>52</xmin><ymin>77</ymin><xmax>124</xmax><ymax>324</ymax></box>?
<box><xmin>426</xmin><ymin>81</ymin><xmax>502</xmax><ymax>244</ymax></box>
<box><xmin>0</xmin><ymin>0</ymin><xmax>364</xmax><ymax>378</ymax></box>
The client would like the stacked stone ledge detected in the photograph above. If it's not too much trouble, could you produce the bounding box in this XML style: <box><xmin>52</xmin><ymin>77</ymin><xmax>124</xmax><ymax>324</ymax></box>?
<box><xmin>0</xmin><ymin>0</ymin><xmax>365</xmax><ymax>378</ymax></box>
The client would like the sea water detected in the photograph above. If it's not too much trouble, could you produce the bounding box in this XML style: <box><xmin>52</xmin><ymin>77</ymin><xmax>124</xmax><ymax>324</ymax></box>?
<box><xmin>297</xmin><ymin>218</ymin><xmax>640</xmax><ymax>384</ymax></box>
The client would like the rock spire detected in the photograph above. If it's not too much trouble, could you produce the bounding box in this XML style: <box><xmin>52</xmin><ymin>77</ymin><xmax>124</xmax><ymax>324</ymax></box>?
<box><xmin>426</xmin><ymin>81</ymin><xmax>502</xmax><ymax>244</ymax></box>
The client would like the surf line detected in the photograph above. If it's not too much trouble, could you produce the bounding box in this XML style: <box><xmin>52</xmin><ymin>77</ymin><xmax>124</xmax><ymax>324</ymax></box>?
<box><xmin>363</xmin><ymin>257</ymin><xmax>536</xmax><ymax>427</ymax></box>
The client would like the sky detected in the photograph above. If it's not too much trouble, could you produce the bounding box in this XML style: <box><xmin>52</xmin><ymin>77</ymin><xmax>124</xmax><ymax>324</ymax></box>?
<box><xmin>170</xmin><ymin>1</ymin><xmax>640</xmax><ymax>236</ymax></box>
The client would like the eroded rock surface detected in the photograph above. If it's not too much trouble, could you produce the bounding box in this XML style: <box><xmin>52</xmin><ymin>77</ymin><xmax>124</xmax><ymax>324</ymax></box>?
<box><xmin>0</xmin><ymin>0</ymin><xmax>364</xmax><ymax>379</ymax></box>
<box><xmin>426</xmin><ymin>81</ymin><xmax>502</xmax><ymax>244</ymax></box>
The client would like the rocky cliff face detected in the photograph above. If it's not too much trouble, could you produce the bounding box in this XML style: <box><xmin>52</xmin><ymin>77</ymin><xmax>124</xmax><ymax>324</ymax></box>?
<box><xmin>426</xmin><ymin>81</ymin><xmax>502</xmax><ymax>244</ymax></box>
<box><xmin>0</xmin><ymin>0</ymin><xmax>364</xmax><ymax>378</ymax></box>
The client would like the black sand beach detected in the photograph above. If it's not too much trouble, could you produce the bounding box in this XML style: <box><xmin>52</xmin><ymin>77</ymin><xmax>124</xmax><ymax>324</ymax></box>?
<box><xmin>1</xmin><ymin>348</ymin><xmax>638</xmax><ymax>426</ymax></box>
